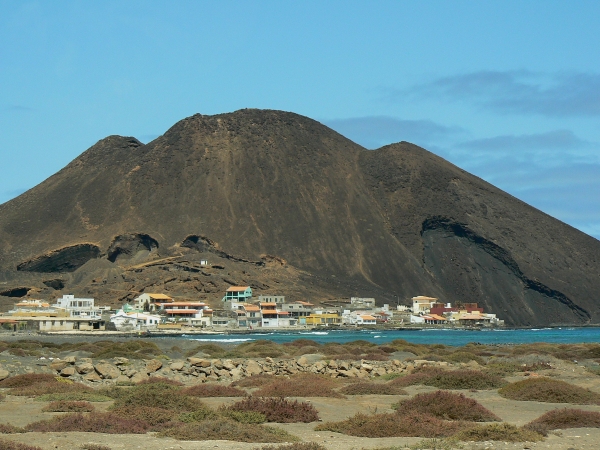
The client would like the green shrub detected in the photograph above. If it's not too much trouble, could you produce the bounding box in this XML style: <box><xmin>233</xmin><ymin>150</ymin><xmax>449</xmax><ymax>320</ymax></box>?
<box><xmin>159</xmin><ymin>420</ymin><xmax>298</xmax><ymax>442</ymax></box>
<box><xmin>452</xmin><ymin>423</ymin><xmax>543</xmax><ymax>442</ymax></box>
<box><xmin>393</xmin><ymin>391</ymin><xmax>500</xmax><ymax>422</ymax></box>
<box><xmin>498</xmin><ymin>377</ymin><xmax>600</xmax><ymax>404</ymax></box>
<box><xmin>178</xmin><ymin>407</ymin><xmax>220</xmax><ymax>423</ymax></box>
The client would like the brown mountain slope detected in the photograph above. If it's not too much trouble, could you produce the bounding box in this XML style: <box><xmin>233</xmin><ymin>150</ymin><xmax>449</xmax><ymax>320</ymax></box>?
<box><xmin>0</xmin><ymin>109</ymin><xmax>598</xmax><ymax>326</ymax></box>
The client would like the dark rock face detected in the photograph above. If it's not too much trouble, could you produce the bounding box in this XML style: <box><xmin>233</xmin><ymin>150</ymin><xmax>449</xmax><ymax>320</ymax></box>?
<box><xmin>0</xmin><ymin>287</ymin><xmax>30</xmax><ymax>297</ymax></box>
<box><xmin>16</xmin><ymin>244</ymin><xmax>101</xmax><ymax>273</ymax></box>
<box><xmin>107</xmin><ymin>234</ymin><xmax>159</xmax><ymax>263</ymax></box>
<box><xmin>0</xmin><ymin>109</ymin><xmax>598</xmax><ymax>325</ymax></box>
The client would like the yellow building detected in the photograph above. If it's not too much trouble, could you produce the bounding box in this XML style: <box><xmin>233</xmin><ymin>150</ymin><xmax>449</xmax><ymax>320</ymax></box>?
<box><xmin>305</xmin><ymin>313</ymin><xmax>341</xmax><ymax>326</ymax></box>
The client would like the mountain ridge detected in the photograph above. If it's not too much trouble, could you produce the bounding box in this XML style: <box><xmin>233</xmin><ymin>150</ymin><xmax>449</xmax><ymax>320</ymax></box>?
<box><xmin>0</xmin><ymin>109</ymin><xmax>598</xmax><ymax>326</ymax></box>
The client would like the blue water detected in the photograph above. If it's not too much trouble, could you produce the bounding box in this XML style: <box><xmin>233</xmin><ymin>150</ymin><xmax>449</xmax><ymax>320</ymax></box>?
<box><xmin>179</xmin><ymin>327</ymin><xmax>600</xmax><ymax>346</ymax></box>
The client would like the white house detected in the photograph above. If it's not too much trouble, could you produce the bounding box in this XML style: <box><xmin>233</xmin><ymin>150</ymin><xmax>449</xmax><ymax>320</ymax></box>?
<box><xmin>412</xmin><ymin>296</ymin><xmax>438</xmax><ymax>314</ymax></box>
<box><xmin>133</xmin><ymin>293</ymin><xmax>173</xmax><ymax>311</ymax></box>
<box><xmin>53</xmin><ymin>294</ymin><xmax>104</xmax><ymax>319</ymax></box>
<box><xmin>110</xmin><ymin>310</ymin><xmax>162</xmax><ymax>330</ymax></box>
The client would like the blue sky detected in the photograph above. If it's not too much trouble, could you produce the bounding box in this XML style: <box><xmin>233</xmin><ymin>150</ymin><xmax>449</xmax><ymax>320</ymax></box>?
<box><xmin>1</xmin><ymin>1</ymin><xmax>599</xmax><ymax>238</ymax></box>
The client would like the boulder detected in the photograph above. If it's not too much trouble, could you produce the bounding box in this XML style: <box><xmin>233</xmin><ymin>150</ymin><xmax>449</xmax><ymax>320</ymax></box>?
<box><xmin>0</xmin><ymin>369</ymin><xmax>9</xmax><ymax>381</ymax></box>
<box><xmin>297</xmin><ymin>356</ymin><xmax>308</xmax><ymax>366</ymax></box>
<box><xmin>63</xmin><ymin>356</ymin><xmax>77</xmax><ymax>364</ymax></box>
<box><xmin>50</xmin><ymin>360</ymin><xmax>69</xmax><ymax>372</ymax></box>
<box><xmin>245</xmin><ymin>360</ymin><xmax>262</xmax><ymax>376</ymax></box>
<box><xmin>131</xmin><ymin>372</ymin><xmax>148</xmax><ymax>384</ymax></box>
<box><xmin>116</xmin><ymin>375</ymin><xmax>131</xmax><ymax>384</ymax></box>
<box><xmin>95</xmin><ymin>363</ymin><xmax>121</xmax><ymax>379</ymax></box>
<box><xmin>124</xmin><ymin>368</ymin><xmax>138</xmax><ymax>378</ymax></box>
<box><xmin>188</xmin><ymin>357</ymin><xmax>211</xmax><ymax>367</ymax></box>
<box><xmin>170</xmin><ymin>361</ymin><xmax>185</xmax><ymax>371</ymax></box>
<box><xmin>145</xmin><ymin>359</ymin><xmax>162</xmax><ymax>373</ymax></box>
<box><xmin>75</xmin><ymin>362</ymin><xmax>95</xmax><ymax>374</ymax></box>
<box><xmin>113</xmin><ymin>357</ymin><xmax>130</xmax><ymax>365</ymax></box>
<box><xmin>60</xmin><ymin>366</ymin><xmax>76</xmax><ymax>377</ymax></box>
<box><xmin>83</xmin><ymin>372</ymin><xmax>102</xmax><ymax>382</ymax></box>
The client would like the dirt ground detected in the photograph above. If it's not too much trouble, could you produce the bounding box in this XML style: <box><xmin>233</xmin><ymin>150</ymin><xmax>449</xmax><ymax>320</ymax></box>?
<box><xmin>2</xmin><ymin>336</ymin><xmax>600</xmax><ymax>449</ymax></box>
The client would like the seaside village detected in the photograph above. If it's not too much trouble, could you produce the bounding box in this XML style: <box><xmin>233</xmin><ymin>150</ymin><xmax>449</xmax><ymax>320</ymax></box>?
<box><xmin>0</xmin><ymin>286</ymin><xmax>504</xmax><ymax>333</ymax></box>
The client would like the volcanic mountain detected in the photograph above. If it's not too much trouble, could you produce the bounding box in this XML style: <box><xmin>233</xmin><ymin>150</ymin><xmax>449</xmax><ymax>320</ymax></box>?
<box><xmin>0</xmin><ymin>109</ymin><xmax>598</xmax><ymax>326</ymax></box>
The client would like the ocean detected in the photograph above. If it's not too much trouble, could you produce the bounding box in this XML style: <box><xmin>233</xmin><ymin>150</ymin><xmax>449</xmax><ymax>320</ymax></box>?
<box><xmin>180</xmin><ymin>327</ymin><xmax>600</xmax><ymax>346</ymax></box>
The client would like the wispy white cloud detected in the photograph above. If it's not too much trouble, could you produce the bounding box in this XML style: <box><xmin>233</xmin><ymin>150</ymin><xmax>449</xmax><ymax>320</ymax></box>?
<box><xmin>324</xmin><ymin>116</ymin><xmax>465</xmax><ymax>149</ymax></box>
<box><xmin>401</xmin><ymin>71</ymin><xmax>600</xmax><ymax>117</ymax></box>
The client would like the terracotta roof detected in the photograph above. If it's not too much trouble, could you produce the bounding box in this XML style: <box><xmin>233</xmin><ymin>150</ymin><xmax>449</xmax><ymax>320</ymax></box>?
<box><xmin>147</xmin><ymin>293</ymin><xmax>173</xmax><ymax>300</ymax></box>
<box><xmin>360</xmin><ymin>315</ymin><xmax>376</xmax><ymax>320</ymax></box>
<box><xmin>243</xmin><ymin>305</ymin><xmax>260</xmax><ymax>311</ymax></box>
<box><xmin>260</xmin><ymin>303</ymin><xmax>277</xmax><ymax>306</ymax></box>
<box><xmin>226</xmin><ymin>286</ymin><xmax>250</xmax><ymax>292</ymax></box>
<box><xmin>165</xmin><ymin>309</ymin><xmax>199</xmax><ymax>314</ymax></box>
<box><xmin>277</xmin><ymin>311</ymin><xmax>289</xmax><ymax>315</ymax></box>
<box><xmin>427</xmin><ymin>314</ymin><xmax>447</xmax><ymax>321</ymax></box>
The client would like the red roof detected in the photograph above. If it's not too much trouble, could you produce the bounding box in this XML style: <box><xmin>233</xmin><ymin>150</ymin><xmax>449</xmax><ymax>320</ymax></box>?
<box><xmin>165</xmin><ymin>309</ymin><xmax>199</xmax><ymax>314</ymax></box>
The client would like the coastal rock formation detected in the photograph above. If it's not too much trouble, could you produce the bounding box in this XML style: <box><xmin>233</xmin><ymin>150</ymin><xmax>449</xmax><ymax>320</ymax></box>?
<box><xmin>0</xmin><ymin>109</ymin><xmax>598</xmax><ymax>326</ymax></box>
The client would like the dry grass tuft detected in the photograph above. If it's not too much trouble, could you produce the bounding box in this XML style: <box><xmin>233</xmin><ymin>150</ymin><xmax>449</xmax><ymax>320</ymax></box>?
<box><xmin>452</xmin><ymin>422</ymin><xmax>544</xmax><ymax>442</ymax></box>
<box><xmin>110</xmin><ymin>405</ymin><xmax>179</xmax><ymax>428</ymax></box>
<box><xmin>232</xmin><ymin>374</ymin><xmax>277</xmax><ymax>388</ymax></box>
<box><xmin>0</xmin><ymin>440</ymin><xmax>43</xmax><ymax>450</ymax></box>
<box><xmin>394</xmin><ymin>391</ymin><xmax>500</xmax><ymax>422</ymax></box>
<box><xmin>109</xmin><ymin>382</ymin><xmax>205</xmax><ymax>412</ymax></box>
<box><xmin>315</xmin><ymin>412</ymin><xmax>472</xmax><ymax>438</ymax></box>
<box><xmin>136</xmin><ymin>377</ymin><xmax>183</xmax><ymax>386</ymax></box>
<box><xmin>26</xmin><ymin>412</ymin><xmax>149</xmax><ymax>434</ymax></box>
<box><xmin>182</xmin><ymin>383</ymin><xmax>246</xmax><ymax>397</ymax></box>
<box><xmin>225</xmin><ymin>397</ymin><xmax>319</xmax><ymax>423</ymax></box>
<box><xmin>525</xmin><ymin>408</ymin><xmax>600</xmax><ymax>436</ymax></box>
<box><xmin>339</xmin><ymin>382</ymin><xmax>407</xmax><ymax>396</ymax></box>
<box><xmin>0</xmin><ymin>374</ymin><xmax>57</xmax><ymax>388</ymax></box>
<box><xmin>42</xmin><ymin>400</ymin><xmax>95</xmax><ymax>413</ymax></box>
<box><xmin>0</xmin><ymin>424</ymin><xmax>26</xmax><ymax>434</ymax></box>
<box><xmin>159</xmin><ymin>419</ymin><xmax>298</xmax><ymax>442</ymax></box>
<box><xmin>260</xmin><ymin>444</ymin><xmax>327</xmax><ymax>450</ymax></box>
<box><xmin>254</xmin><ymin>373</ymin><xmax>344</xmax><ymax>398</ymax></box>
<box><xmin>498</xmin><ymin>377</ymin><xmax>600</xmax><ymax>404</ymax></box>
<box><xmin>389</xmin><ymin>367</ymin><xmax>505</xmax><ymax>390</ymax></box>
